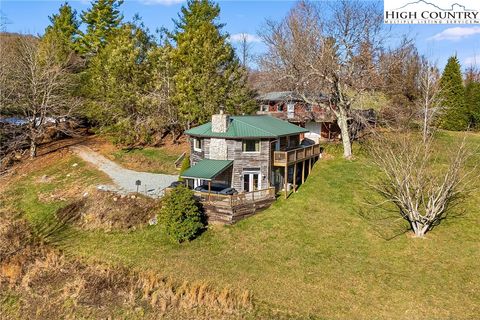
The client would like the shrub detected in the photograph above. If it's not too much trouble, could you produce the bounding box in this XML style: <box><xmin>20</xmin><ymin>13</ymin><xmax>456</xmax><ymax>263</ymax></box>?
<box><xmin>160</xmin><ymin>185</ymin><xmax>204</xmax><ymax>243</ymax></box>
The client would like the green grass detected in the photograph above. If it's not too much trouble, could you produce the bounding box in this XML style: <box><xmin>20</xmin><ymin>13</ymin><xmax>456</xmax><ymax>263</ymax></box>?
<box><xmin>3</xmin><ymin>156</ymin><xmax>110</xmax><ymax>227</ymax></box>
<box><xmin>0</xmin><ymin>291</ymin><xmax>21</xmax><ymax>318</ymax></box>
<box><xmin>109</xmin><ymin>147</ymin><xmax>183</xmax><ymax>174</ymax></box>
<box><xmin>4</xmin><ymin>132</ymin><xmax>480</xmax><ymax>319</ymax></box>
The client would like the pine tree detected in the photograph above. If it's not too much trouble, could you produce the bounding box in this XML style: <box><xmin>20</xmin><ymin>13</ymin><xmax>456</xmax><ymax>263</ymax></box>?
<box><xmin>160</xmin><ymin>184</ymin><xmax>205</xmax><ymax>243</ymax></box>
<box><xmin>438</xmin><ymin>56</ymin><xmax>468</xmax><ymax>131</ymax></box>
<box><xmin>80</xmin><ymin>0</ymin><xmax>123</xmax><ymax>55</ymax></box>
<box><xmin>169</xmin><ymin>0</ymin><xmax>255</xmax><ymax>129</ymax></box>
<box><xmin>84</xmin><ymin>23</ymin><xmax>153</xmax><ymax>144</ymax></box>
<box><xmin>43</xmin><ymin>2</ymin><xmax>81</xmax><ymax>60</ymax></box>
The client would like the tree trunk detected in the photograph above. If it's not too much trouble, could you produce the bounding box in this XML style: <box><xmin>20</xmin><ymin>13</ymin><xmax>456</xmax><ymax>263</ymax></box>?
<box><xmin>422</xmin><ymin>106</ymin><xmax>429</xmax><ymax>144</ymax></box>
<box><xmin>337</xmin><ymin>113</ymin><xmax>352</xmax><ymax>159</ymax></box>
<box><xmin>29</xmin><ymin>139</ymin><xmax>37</xmax><ymax>158</ymax></box>
<box><xmin>411</xmin><ymin>220</ymin><xmax>427</xmax><ymax>237</ymax></box>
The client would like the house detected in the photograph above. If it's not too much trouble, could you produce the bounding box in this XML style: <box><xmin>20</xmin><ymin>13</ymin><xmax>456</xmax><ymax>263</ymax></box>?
<box><xmin>257</xmin><ymin>91</ymin><xmax>341</xmax><ymax>143</ymax></box>
<box><xmin>180</xmin><ymin>110</ymin><xmax>321</xmax><ymax>223</ymax></box>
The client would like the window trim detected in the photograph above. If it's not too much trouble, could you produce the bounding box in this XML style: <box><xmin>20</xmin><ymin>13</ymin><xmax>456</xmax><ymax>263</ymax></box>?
<box><xmin>193</xmin><ymin>138</ymin><xmax>202</xmax><ymax>152</ymax></box>
<box><xmin>242</xmin><ymin>139</ymin><xmax>261</xmax><ymax>153</ymax></box>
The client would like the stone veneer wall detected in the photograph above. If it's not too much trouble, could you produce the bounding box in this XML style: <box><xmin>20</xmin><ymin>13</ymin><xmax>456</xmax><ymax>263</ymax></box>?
<box><xmin>211</xmin><ymin>113</ymin><xmax>229</xmax><ymax>133</ymax></box>
<box><xmin>209</xmin><ymin>138</ymin><xmax>228</xmax><ymax>160</ymax></box>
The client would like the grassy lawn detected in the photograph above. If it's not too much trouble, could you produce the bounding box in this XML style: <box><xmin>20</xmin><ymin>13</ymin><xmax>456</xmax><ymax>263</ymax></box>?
<box><xmin>2</xmin><ymin>132</ymin><xmax>479</xmax><ymax>319</ymax></box>
<box><xmin>1</xmin><ymin>155</ymin><xmax>111</xmax><ymax>228</ymax></box>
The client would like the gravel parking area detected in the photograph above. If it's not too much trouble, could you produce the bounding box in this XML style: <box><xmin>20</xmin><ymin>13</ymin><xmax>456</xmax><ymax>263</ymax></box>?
<box><xmin>71</xmin><ymin>145</ymin><xmax>178</xmax><ymax>198</ymax></box>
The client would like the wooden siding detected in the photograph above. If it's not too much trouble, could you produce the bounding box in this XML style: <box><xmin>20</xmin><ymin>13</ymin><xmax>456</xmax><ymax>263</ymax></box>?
<box><xmin>194</xmin><ymin>188</ymin><xmax>276</xmax><ymax>224</ymax></box>
<box><xmin>229</xmin><ymin>139</ymin><xmax>271</xmax><ymax>192</ymax></box>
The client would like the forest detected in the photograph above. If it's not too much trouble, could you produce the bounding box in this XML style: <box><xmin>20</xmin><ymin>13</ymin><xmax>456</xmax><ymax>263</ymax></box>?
<box><xmin>1</xmin><ymin>0</ymin><xmax>479</xmax><ymax>165</ymax></box>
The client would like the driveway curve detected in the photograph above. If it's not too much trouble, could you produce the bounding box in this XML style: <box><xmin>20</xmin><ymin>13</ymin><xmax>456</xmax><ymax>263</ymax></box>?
<box><xmin>71</xmin><ymin>145</ymin><xmax>178</xmax><ymax>198</ymax></box>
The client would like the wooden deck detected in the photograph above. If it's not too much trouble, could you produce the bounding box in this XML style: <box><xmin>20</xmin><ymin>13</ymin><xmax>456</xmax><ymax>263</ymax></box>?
<box><xmin>273</xmin><ymin>144</ymin><xmax>321</xmax><ymax>167</ymax></box>
<box><xmin>193</xmin><ymin>188</ymin><xmax>276</xmax><ymax>224</ymax></box>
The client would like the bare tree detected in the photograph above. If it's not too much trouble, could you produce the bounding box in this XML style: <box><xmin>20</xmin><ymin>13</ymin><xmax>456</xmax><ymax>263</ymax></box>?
<box><xmin>418</xmin><ymin>58</ymin><xmax>442</xmax><ymax>143</ymax></box>
<box><xmin>237</xmin><ymin>33</ymin><xmax>252</xmax><ymax>68</ymax></box>
<box><xmin>369</xmin><ymin>134</ymin><xmax>477</xmax><ymax>237</ymax></box>
<box><xmin>0</xmin><ymin>10</ymin><xmax>11</xmax><ymax>32</ymax></box>
<box><xmin>377</xmin><ymin>38</ymin><xmax>423</xmax><ymax>129</ymax></box>
<box><xmin>5</xmin><ymin>36</ymin><xmax>80</xmax><ymax>158</ymax></box>
<box><xmin>259</xmin><ymin>0</ymin><xmax>384</xmax><ymax>158</ymax></box>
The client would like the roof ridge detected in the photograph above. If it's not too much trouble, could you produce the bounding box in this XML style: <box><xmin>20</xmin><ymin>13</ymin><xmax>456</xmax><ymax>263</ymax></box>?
<box><xmin>233</xmin><ymin>116</ymin><xmax>276</xmax><ymax>136</ymax></box>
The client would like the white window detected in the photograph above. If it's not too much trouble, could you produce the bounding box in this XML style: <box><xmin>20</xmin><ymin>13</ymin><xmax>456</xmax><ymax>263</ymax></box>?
<box><xmin>242</xmin><ymin>140</ymin><xmax>260</xmax><ymax>153</ymax></box>
<box><xmin>193</xmin><ymin>138</ymin><xmax>202</xmax><ymax>151</ymax></box>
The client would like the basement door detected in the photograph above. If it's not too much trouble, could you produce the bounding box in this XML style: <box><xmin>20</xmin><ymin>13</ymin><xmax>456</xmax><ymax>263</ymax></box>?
<box><xmin>243</xmin><ymin>170</ymin><xmax>261</xmax><ymax>192</ymax></box>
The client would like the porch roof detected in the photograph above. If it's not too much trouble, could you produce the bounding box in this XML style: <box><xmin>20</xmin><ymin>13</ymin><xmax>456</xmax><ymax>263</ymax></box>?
<box><xmin>180</xmin><ymin>159</ymin><xmax>233</xmax><ymax>181</ymax></box>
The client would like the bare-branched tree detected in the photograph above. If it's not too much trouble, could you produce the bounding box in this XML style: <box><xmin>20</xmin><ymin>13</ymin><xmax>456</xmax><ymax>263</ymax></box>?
<box><xmin>377</xmin><ymin>38</ymin><xmax>422</xmax><ymax>129</ymax></box>
<box><xmin>237</xmin><ymin>33</ymin><xmax>253</xmax><ymax>68</ymax></box>
<box><xmin>369</xmin><ymin>134</ymin><xmax>478</xmax><ymax>237</ymax></box>
<box><xmin>418</xmin><ymin>58</ymin><xmax>442</xmax><ymax>143</ymax></box>
<box><xmin>259</xmin><ymin>0</ymin><xmax>384</xmax><ymax>158</ymax></box>
<box><xmin>4</xmin><ymin>36</ymin><xmax>80</xmax><ymax>158</ymax></box>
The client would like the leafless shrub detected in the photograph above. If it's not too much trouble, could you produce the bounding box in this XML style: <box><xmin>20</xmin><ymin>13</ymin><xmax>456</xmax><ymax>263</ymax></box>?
<box><xmin>368</xmin><ymin>133</ymin><xmax>478</xmax><ymax>237</ymax></box>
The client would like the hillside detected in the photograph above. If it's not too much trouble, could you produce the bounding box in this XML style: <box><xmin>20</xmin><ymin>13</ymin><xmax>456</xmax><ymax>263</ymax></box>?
<box><xmin>1</xmin><ymin>131</ymin><xmax>479</xmax><ymax>319</ymax></box>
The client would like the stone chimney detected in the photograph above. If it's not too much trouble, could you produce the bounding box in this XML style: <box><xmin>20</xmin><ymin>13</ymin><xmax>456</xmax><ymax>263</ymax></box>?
<box><xmin>211</xmin><ymin>107</ymin><xmax>229</xmax><ymax>133</ymax></box>
<box><xmin>209</xmin><ymin>107</ymin><xmax>229</xmax><ymax>160</ymax></box>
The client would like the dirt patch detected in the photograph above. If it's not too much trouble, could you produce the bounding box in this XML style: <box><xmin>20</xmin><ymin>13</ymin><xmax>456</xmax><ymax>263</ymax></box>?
<box><xmin>56</xmin><ymin>190</ymin><xmax>161</xmax><ymax>231</ymax></box>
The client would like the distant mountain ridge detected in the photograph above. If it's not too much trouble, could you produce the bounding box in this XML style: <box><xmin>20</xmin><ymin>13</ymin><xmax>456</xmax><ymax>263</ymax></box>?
<box><xmin>394</xmin><ymin>0</ymin><xmax>477</xmax><ymax>12</ymax></box>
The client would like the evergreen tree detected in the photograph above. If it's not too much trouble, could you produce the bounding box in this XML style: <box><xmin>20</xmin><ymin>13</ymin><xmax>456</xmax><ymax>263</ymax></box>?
<box><xmin>465</xmin><ymin>70</ymin><xmax>480</xmax><ymax>130</ymax></box>
<box><xmin>84</xmin><ymin>22</ymin><xmax>153</xmax><ymax>143</ymax></box>
<box><xmin>169</xmin><ymin>0</ymin><xmax>255</xmax><ymax>129</ymax></box>
<box><xmin>43</xmin><ymin>2</ymin><xmax>81</xmax><ymax>60</ymax></box>
<box><xmin>438</xmin><ymin>56</ymin><xmax>468</xmax><ymax>131</ymax></box>
<box><xmin>80</xmin><ymin>0</ymin><xmax>123</xmax><ymax>55</ymax></box>
<box><xmin>160</xmin><ymin>184</ymin><xmax>205</xmax><ymax>243</ymax></box>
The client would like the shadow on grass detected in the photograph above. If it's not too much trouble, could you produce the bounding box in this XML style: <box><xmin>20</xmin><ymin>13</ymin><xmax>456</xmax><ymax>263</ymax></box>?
<box><xmin>30</xmin><ymin>200</ymin><xmax>86</xmax><ymax>249</ymax></box>
<box><xmin>358</xmin><ymin>206</ymin><xmax>410</xmax><ymax>241</ymax></box>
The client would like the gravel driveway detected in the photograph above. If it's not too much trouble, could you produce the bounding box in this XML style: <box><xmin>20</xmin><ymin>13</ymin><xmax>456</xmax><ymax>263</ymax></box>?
<box><xmin>71</xmin><ymin>145</ymin><xmax>178</xmax><ymax>198</ymax></box>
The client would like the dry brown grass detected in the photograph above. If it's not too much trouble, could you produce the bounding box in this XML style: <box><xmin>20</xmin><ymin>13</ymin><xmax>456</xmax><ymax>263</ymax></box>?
<box><xmin>0</xmin><ymin>211</ymin><xmax>254</xmax><ymax>319</ymax></box>
<box><xmin>56</xmin><ymin>190</ymin><xmax>160</xmax><ymax>231</ymax></box>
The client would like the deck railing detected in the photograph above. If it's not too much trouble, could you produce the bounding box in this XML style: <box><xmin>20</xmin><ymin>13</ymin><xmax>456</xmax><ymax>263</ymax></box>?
<box><xmin>193</xmin><ymin>187</ymin><xmax>276</xmax><ymax>207</ymax></box>
<box><xmin>273</xmin><ymin>144</ymin><xmax>321</xmax><ymax>166</ymax></box>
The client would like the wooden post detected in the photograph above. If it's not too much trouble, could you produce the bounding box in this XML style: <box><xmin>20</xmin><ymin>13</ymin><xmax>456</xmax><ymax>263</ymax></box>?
<box><xmin>302</xmin><ymin>160</ymin><xmax>305</xmax><ymax>184</ymax></box>
<box><xmin>309</xmin><ymin>157</ymin><xmax>312</xmax><ymax>172</ymax></box>
<box><xmin>293</xmin><ymin>163</ymin><xmax>297</xmax><ymax>192</ymax></box>
<box><xmin>284</xmin><ymin>165</ymin><xmax>288</xmax><ymax>199</ymax></box>
<box><xmin>208</xmin><ymin>181</ymin><xmax>211</xmax><ymax>202</ymax></box>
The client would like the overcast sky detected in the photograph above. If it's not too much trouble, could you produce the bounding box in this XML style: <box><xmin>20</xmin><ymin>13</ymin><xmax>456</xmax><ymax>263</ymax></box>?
<box><xmin>1</xmin><ymin>0</ymin><xmax>479</xmax><ymax>70</ymax></box>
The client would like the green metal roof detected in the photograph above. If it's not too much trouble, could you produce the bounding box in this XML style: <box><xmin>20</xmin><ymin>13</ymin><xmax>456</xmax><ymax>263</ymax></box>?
<box><xmin>185</xmin><ymin>115</ymin><xmax>308</xmax><ymax>138</ymax></box>
<box><xmin>180</xmin><ymin>159</ymin><xmax>233</xmax><ymax>180</ymax></box>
